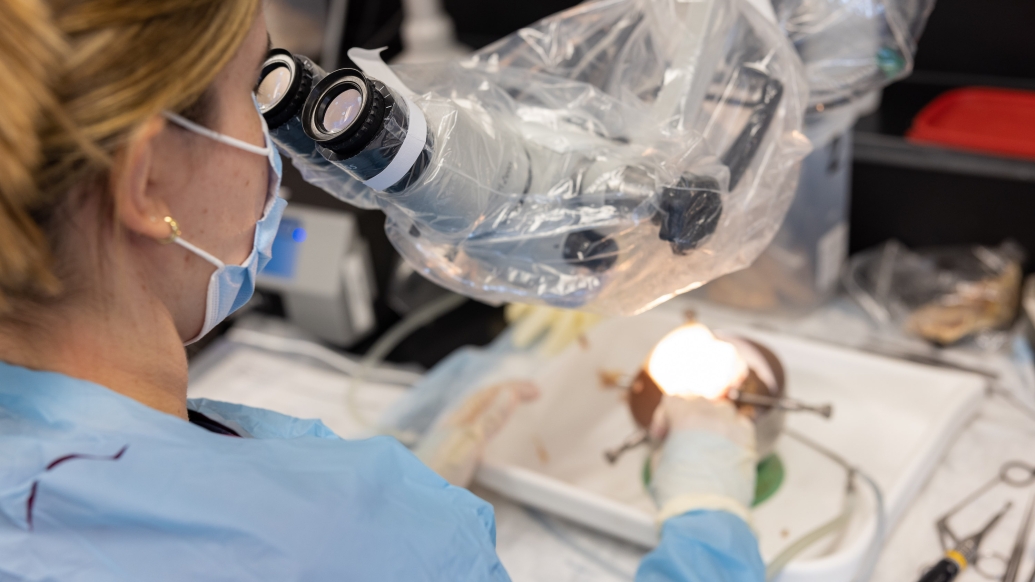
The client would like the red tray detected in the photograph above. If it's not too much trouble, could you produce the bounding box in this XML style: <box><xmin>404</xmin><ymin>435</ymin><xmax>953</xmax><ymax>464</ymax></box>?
<box><xmin>906</xmin><ymin>87</ymin><xmax>1035</xmax><ymax>160</ymax></box>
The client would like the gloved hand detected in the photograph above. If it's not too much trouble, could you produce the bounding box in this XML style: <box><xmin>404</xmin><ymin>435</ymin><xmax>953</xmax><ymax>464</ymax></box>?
<box><xmin>648</xmin><ymin>394</ymin><xmax>758</xmax><ymax>525</ymax></box>
<box><xmin>415</xmin><ymin>381</ymin><xmax>539</xmax><ymax>487</ymax></box>
<box><xmin>505</xmin><ymin>304</ymin><xmax>603</xmax><ymax>356</ymax></box>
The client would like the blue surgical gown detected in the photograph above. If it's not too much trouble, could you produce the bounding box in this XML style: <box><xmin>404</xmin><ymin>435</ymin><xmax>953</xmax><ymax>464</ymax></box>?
<box><xmin>0</xmin><ymin>361</ymin><xmax>764</xmax><ymax>581</ymax></box>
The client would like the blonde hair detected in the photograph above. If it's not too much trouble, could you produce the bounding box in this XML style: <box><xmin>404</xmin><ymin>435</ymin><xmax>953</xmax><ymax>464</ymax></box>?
<box><xmin>0</xmin><ymin>0</ymin><xmax>259</xmax><ymax>313</ymax></box>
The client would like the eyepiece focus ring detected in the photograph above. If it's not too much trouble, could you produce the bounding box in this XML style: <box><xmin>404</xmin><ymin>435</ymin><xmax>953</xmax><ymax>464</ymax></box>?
<box><xmin>302</xmin><ymin>68</ymin><xmax>390</xmax><ymax>158</ymax></box>
<box><xmin>257</xmin><ymin>48</ymin><xmax>316</xmax><ymax>129</ymax></box>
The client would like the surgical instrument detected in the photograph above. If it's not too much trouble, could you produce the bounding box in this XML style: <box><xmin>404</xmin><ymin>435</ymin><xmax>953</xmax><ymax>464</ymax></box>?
<box><xmin>1003</xmin><ymin>488</ymin><xmax>1035</xmax><ymax>582</ymax></box>
<box><xmin>725</xmin><ymin>388</ymin><xmax>834</xmax><ymax>419</ymax></box>
<box><xmin>926</xmin><ymin>461</ymin><xmax>1035</xmax><ymax>581</ymax></box>
<box><xmin>919</xmin><ymin>502</ymin><xmax>1012</xmax><ymax>582</ymax></box>
<box><xmin>604</xmin><ymin>430</ymin><xmax>650</xmax><ymax>464</ymax></box>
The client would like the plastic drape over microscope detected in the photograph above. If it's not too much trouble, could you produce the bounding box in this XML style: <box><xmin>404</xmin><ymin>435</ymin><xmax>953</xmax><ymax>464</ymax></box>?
<box><xmin>770</xmin><ymin>0</ymin><xmax>936</xmax><ymax>107</ymax></box>
<box><xmin>286</xmin><ymin>0</ymin><xmax>811</xmax><ymax>314</ymax></box>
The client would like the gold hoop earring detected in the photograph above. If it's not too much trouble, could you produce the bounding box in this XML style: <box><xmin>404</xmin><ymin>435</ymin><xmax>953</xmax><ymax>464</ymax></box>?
<box><xmin>158</xmin><ymin>216</ymin><xmax>181</xmax><ymax>244</ymax></box>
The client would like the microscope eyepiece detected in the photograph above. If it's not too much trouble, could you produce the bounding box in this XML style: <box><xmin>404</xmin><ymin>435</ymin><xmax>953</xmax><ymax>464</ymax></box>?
<box><xmin>302</xmin><ymin>67</ymin><xmax>433</xmax><ymax>193</ymax></box>
<box><xmin>257</xmin><ymin>48</ymin><xmax>325</xmax><ymax>130</ymax></box>
<box><xmin>302</xmin><ymin>69</ymin><xmax>383</xmax><ymax>156</ymax></box>
<box><xmin>322</xmin><ymin>89</ymin><xmax>364</xmax><ymax>133</ymax></box>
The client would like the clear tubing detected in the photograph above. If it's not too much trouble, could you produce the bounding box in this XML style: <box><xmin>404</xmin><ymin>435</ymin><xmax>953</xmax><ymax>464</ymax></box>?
<box><xmin>777</xmin><ymin>429</ymin><xmax>887</xmax><ymax>582</ymax></box>
<box><xmin>853</xmin><ymin>471</ymin><xmax>886</xmax><ymax>582</ymax></box>
<box><xmin>345</xmin><ymin>293</ymin><xmax>469</xmax><ymax>443</ymax></box>
<box><xmin>765</xmin><ymin>479</ymin><xmax>859</xmax><ymax>580</ymax></box>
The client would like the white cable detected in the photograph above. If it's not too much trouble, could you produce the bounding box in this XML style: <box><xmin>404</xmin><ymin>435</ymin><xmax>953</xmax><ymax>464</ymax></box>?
<box><xmin>228</xmin><ymin>294</ymin><xmax>466</xmax><ymax>446</ymax></box>
<box><xmin>226</xmin><ymin>327</ymin><xmax>423</xmax><ymax>386</ymax></box>
<box><xmin>346</xmin><ymin>293</ymin><xmax>469</xmax><ymax>443</ymax></box>
<box><xmin>853</xmin><ymin>470</ymin><xmax>887</xmax><ymax>582</ymax></box>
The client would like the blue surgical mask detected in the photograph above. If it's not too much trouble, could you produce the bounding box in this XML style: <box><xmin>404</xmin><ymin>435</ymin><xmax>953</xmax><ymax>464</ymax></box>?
<box><xmin>163</xmin><ymin>101</ymin><xmax>286</xmax><ymax>345</ymax></box>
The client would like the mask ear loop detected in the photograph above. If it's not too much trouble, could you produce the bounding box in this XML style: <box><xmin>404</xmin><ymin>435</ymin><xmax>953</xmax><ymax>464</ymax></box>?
<box><xmin>162</xmin><ymin>112</ymin><xmax>272</xmax><ymax>157</ymax></box>
<box><xmin>157</xmin><ymin>216</ymin><xmax>226</xmax><ymax>269</ymax></box>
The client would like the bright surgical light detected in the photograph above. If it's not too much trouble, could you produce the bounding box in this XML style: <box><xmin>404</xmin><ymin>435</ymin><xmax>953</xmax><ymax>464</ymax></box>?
<box><xmin>646</xmin><ymin>324</ymin><xmax>747</xmax><ymax>399</ymax></box>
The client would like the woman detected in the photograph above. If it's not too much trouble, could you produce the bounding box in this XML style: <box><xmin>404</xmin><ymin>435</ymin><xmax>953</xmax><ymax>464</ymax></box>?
<box><xmin>0</xmin><ymin>0</ymin><xmax>764</xmax><ymax>579</ymax></box>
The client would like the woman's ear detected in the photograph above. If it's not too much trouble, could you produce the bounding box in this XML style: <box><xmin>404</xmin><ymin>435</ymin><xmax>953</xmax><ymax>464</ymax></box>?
<box><xmin>111</xmin><ymin>116</ymin><xmax>173</xmax><ymax>240</ymax></box>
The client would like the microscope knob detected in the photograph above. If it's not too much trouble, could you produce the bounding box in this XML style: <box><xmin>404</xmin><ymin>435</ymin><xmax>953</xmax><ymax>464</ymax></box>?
<box><xmin>562</xmin><ymin>230</ymin><xmax>619</xmax><ymax>273</ymax></box>
<box><xmin>653</xmin><ymin>175</ymin><xmax>723</xmax><ymax>255</ymax></box>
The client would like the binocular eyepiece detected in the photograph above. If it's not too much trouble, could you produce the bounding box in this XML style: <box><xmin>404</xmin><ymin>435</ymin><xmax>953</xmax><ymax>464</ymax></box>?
<box><xmin>256</xmin><ymin>49</ymin><xmax>431</xmax><ymax>195</ymax></box>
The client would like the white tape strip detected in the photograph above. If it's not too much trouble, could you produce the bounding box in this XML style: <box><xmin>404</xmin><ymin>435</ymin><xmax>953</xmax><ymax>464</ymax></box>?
<box><xmin>361</xmin><ymin>94</ymin><xmax>428</xmax><ymax>191</ymax></box>
<box><xmin>347</xmin><ymin>47</ymin><xmax>429</xmax><ymax>192</ymax></box>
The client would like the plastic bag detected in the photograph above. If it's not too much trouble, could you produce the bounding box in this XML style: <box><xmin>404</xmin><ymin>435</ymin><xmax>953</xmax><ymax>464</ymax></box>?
<box><xmin>698</xmin><ymin>119</ymin><xmax>853</xmax><ymax>314</ymax></box>
<box><xmin>690</xmin><ymin>0</ymin><xmax>939</xmax><ymax>315</ymax></box>
<box><xmin>770</xmin><ymin>0</ymin><xmax>937</xmax><ymax>108</ymax></box>
<box><xmin>844</xmin><ymin>240</ymin><xmax>1025</xmax><ymax>347</ymax></box>
<box><xmin>280</xmin><ymin>0</ymin><xmax>810</xmax><ymax>314</ymax></box>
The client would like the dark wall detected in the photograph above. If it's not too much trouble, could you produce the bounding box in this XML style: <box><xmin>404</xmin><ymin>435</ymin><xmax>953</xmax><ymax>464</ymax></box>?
<box><xmin>912</xmin><ymin>0</ymin><xmax>1035</xmax><ymax>80</ymax></box>
<box><xmin>444</xmin><ymin>0</ymin><xmax>581</xmax><ymax>49</ymax></box>
<box><xmin>851</xmin><ymin>163</ymin><xmax>1035</xmax><ymax>254</ymax></box>
<box><xmin>339</xmin><ymin>0</ymin><xmax>404</xmax><ymax>60</ymax></box>
<box><xmin>336</xmin><ymin>0</ymin><xmax>581</xmax><ymax>63</ymax></box>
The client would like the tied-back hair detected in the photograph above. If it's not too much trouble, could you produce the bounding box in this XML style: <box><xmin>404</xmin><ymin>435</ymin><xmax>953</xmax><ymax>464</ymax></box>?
<box><xmin>0</xmin><ymin>0</ymin><xmax>259</xmax><ymax>314</ymax></box>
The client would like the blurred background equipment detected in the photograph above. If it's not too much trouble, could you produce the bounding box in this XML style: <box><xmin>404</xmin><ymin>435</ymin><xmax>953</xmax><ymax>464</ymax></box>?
<box><xmin>851</xmin><ymin>0</ymin><xmax>1035</xmax><ymax>275</ymax></box>
<box><xmin>256</xmin><ymin>200</ymin><xmax>377</xmax><ymax>346</ymax></box>
<box><xmin>844</xmin><ymin>240</ymin><xmax>1025</xmax><ymax>349</ymax></box>
<box><xmin>394</xmin><ymin>0</ymin><xmax>470</xmax><ymax>63</ymax></box>
<box><xmin>700</xmin><ymin>0</ymin><xmax>936</xmax><ymax>315</ymax></box>
<box><xmin>265</xmin><ymin>0</ymin><xmax>348</xmax><ymax>68</ymax></box>
<box><xmin>770</xmin><ymin>0</ymin><xmax>936</xmax><ymax>110</ymax></box>
<box><xmin>906</xmin><ymin>88</ymin><xmax>1035</xmax><ymax>161</ymax></box>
